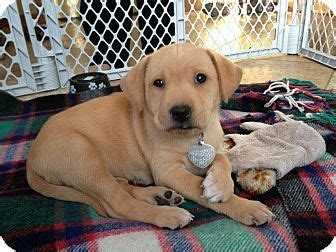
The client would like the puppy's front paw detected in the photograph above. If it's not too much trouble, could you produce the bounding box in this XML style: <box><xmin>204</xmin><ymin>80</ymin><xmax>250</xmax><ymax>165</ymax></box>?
<box><xmin>202</xmin><ymin>168</ymin><xmax>234</xmax><ymax>203</ymax></box>
<box><xmin>234</xmin><ymin>200</ymin><xmax>275</xmax><ymax>226</ymax></box>
<box><xmin>154</xmin><ymin>206</ymin><xmax>193</xmax><ymax>229</ymax></box>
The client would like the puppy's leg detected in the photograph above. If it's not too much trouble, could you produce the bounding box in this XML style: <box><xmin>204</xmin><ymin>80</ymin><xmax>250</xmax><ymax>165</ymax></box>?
<box><xmin>116</xmin><ymin>178</ymin><xmax>184</xmax><ymax>206</ymax></box>
<box><xmin>152</xmin><ymin>159</ymin><xmax>274</xmax><ymax>226</ymax></box>
<box><xmin>79</xmin><ymin>171</ymin><xmax>193</xmax><ymax>229</ymax></box>
<box><xmin>202</xmin><ymin>153</ymin><xmax>234</xmax><ymax>203</ymax></box>
<box><xmin>27</xmin><ymin>169</ymin><xmax>108</xmax><ymax>217</ymax></box>
<box><xmin>53</xmin><ymin>136</ymin><xmax>193</xmax><ymax>229</ymax></box>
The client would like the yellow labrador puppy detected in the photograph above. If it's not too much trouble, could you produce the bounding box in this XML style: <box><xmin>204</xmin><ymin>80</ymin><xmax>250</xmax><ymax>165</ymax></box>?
<box><xmin>27</xmin><ymin>44</ymin><xmax>273</xmax><ymax>229</ymax></box>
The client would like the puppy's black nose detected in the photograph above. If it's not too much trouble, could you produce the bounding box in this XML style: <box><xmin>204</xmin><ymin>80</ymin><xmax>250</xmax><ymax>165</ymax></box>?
<box><xmin>170</xmin><ymin>105</ymin><xmax>192</xmax><ymax>123</ymax></box>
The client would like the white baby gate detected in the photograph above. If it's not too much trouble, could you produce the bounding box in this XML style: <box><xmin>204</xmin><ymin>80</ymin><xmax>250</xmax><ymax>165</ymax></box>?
<box><xmin>0</xmin><ymin>0</ymin><xmax>335</xmax><ymax>96</ymax></box>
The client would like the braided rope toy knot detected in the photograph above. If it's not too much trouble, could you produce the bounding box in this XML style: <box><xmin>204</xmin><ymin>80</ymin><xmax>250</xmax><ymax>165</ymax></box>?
<box><xmin>263</xmin><ymin>81</ymin><xmax>304</xmax><ymax>113</ymax></box>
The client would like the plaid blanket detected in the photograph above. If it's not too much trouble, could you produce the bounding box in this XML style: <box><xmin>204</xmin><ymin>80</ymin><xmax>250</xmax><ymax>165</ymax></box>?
<box><xmin>0</xmin><ymin>80</ymin><xmax>335</xmax><ymax>251</ymax></box>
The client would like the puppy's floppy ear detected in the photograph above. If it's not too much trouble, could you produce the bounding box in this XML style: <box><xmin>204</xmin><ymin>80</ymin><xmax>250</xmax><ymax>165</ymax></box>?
<box><xmin>207</xmin><ymin>49</ymin><xmax>243</xmax><ymax>103</ymax></box>
<box><xmin>120</xmin><ymin>56</ymin><xmax>150</xmax><ymax>112</ymax></box>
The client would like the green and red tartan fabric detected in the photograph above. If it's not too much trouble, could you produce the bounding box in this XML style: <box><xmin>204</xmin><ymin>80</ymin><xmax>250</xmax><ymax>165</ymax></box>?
<box><xmin>0</xmin><ymin>80</ymin><xmax>335</xmax><ymax>251</ymax></box>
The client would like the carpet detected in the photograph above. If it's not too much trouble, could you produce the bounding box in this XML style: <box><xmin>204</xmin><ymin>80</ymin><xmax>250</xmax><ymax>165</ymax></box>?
<box><xmin>0</xmin><ymin>79</ymin><xmax>335</xmax><ymax>251</ymax></box>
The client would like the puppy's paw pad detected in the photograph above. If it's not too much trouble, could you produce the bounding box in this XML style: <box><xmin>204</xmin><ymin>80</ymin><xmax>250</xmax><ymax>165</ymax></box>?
<box><xmin>148</xmin><ymin>188</ymin><xmax>184</xmax><ymax>206</ymax></box>
<box><xmin>173</xmin><ymin>196</ymin><xmax>183</xmax><ymax>205</ymax></box>
<box><xmin>154</xmin><ymin>193</ymin><xmax>184</xmax><ymax>206</ymax></box>
<box><xmin>164</xmin><ymin>190</ymin><xmax>173</xmax><ymax>199</ymax></box>
<box><xmin>155</xmin><ymin>196</ymin><xmax>170</xmax><ymax>206</ymax></box>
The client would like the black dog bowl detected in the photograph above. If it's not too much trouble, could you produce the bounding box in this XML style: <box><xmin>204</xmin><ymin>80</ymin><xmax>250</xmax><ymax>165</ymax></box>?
<box><xmin>69</xmin><ymin>72</ymin><xmax>116</xmax><ymax>102</ymax></box>
<box><xmin>70</xmin><ymin>72</ymin><xmax>110</xmax><ymax>93</ymax></box>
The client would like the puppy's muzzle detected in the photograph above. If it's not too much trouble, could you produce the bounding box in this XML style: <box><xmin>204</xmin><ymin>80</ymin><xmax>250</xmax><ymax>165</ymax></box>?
<box><xmin>170</xmin><ymin>105</ymin><xmax>192</xmax><ymax>123</ymax></box>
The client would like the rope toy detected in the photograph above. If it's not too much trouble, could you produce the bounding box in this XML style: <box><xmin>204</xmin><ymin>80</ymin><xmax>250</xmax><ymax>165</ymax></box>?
<box><xmin>263</xmin><ymin>81</ymin><xmax>325</xmax><ymax>113</ymax></box>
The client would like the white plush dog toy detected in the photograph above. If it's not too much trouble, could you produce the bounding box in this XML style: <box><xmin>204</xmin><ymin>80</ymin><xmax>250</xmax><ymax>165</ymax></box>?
<box><xmin>221</xmin><ymin>112</ymin><xmax>326</xmax><ymax>194</ymax></box>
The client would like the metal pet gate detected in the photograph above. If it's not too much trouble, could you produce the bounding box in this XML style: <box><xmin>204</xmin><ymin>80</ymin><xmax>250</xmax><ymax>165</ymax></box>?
<box><xmin>0</xmin><ymin>0</ymin><xmax>335</xmax><ymax>96</ymax></box>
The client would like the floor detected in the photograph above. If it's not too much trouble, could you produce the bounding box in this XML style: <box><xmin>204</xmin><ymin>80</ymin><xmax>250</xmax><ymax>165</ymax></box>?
<box><xmin>20</xmin><ymin>53</ymin><xmax>335</xmax><ymax>101</ymax></box>
<box><xmin>237</xmin><ymin>54</ymin><xmax>335</xmax><ymax>88</ymax></box>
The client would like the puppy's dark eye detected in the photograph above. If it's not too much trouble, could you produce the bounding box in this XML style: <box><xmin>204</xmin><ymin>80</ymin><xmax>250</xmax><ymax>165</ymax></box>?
<box><xmin>153</xmin><ymin>79</ymin><xmax>164</xmax><ymax>88</ymax></box>
<box><xmin>195</xmin><ymin>73</ymin><xmax>206</xmax><ymax>84</ymax></box>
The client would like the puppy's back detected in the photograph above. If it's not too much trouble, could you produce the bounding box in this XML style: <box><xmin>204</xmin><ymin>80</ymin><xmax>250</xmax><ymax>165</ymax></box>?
<box><xmin>26</xmin><ymin>92</ymin><xmax>140</xmax><ymax>177</ymax></box>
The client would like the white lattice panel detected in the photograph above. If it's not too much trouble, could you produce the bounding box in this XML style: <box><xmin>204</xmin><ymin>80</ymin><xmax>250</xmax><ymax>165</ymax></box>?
<box><xmin>301</xmin><ymin>0</ymin><xmax>335</xmax><ymax>68</ymax></box>
<box><xmin>0</xmin><ymin>2</ymin><xmax>36</xmax><ymax>95</ymax></box>
<box><xmin>184</xmin><ymin>0</ymin><xmax>285</xmax><ymax>59</ymax></box>
<box><xmin>23</xmin><ymin>0</ymin><xmax>53</xmax><ymax>57</ymax></box>
<box><xmin>53</xmin><ymin>0</ymin><xmax>177</xmax><ymax>81</ymax></box>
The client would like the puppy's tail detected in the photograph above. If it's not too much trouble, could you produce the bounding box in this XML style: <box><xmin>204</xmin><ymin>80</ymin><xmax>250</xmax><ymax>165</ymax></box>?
<box><xmin>26</xmin><ymin>169</ymin><xmax>107</xmax><ymax>217</ymax></box>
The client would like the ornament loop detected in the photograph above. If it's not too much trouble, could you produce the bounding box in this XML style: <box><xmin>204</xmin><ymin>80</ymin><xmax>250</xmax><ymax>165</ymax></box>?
<box><xmin>198</xmin><ymin>132</ymin><xmax>205</xmax><ymax>145</ymax></box>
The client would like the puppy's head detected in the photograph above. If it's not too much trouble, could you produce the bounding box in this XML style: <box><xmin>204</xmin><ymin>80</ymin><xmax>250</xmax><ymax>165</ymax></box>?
<box><xmin>121</xmin><ymin>44</ymin><xmax>242</xmax><ymax>133</ymax></box>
